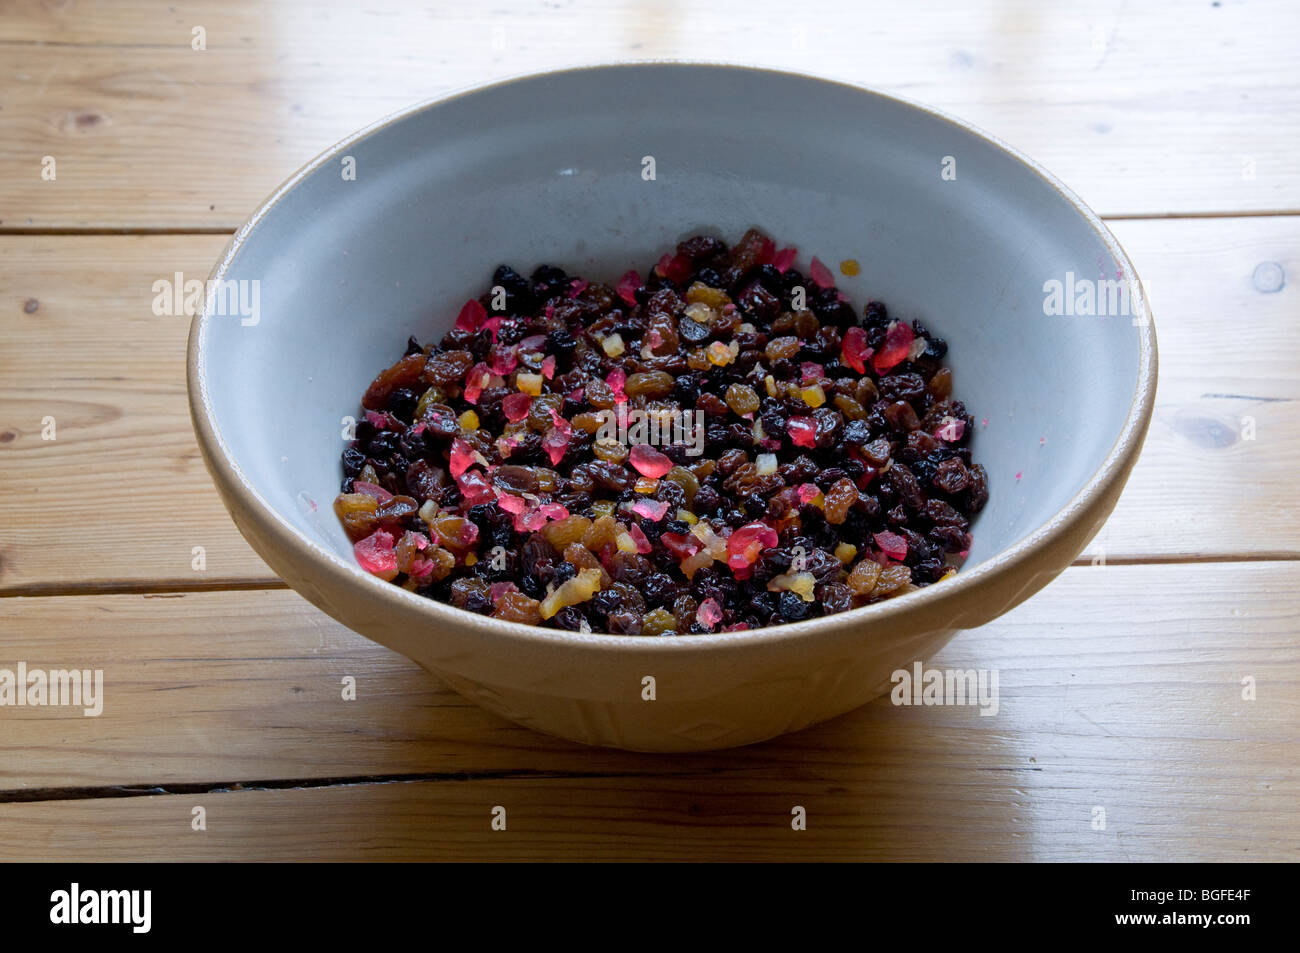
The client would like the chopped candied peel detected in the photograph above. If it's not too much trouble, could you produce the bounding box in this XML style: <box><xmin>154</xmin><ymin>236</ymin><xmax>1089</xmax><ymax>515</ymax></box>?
<box><xmin>539</xmin><ymin>568</ymin><xmax>604</xmax><ymax>620</ymax></box>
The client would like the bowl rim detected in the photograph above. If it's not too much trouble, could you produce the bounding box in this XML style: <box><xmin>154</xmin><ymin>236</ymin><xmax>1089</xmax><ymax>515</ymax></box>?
<box><xmin>188</xmin><ymin>59</ymin><xmax>1157</xmax><ymax>654</ymax></box>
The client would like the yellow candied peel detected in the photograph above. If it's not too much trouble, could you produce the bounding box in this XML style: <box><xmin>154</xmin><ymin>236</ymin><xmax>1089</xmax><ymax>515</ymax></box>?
<box><xmin>801</xmin><ymin>384</ymin><xmax>827</xmax><ymax>408</ymax></box>
<box><xmin>767</xmin><ymin>571</ymin><xmax>817</xmax><ymax>602</ymax></box>
<box><xmin>539</xmin><ymin>567</ymin><xmax>604</xmax><ymax>620</ymax></box>
<box><xmin>516</xmin><ymin>372</ymin><xmax>543</xmax><ymax>396</ymax></box>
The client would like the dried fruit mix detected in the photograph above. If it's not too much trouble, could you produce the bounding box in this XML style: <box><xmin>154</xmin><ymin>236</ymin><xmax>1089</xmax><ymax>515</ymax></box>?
<box><xmin>334</xmin><ymin>230</ymin><xmax>987</xmax><ymax>634</ymax></box>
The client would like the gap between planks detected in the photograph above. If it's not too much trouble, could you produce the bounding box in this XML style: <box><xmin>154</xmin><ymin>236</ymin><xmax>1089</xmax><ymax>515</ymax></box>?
<box><xmin>0</xmin><ymin>769</ymin><xmax>690</xmax><ymax>805</ymax></box>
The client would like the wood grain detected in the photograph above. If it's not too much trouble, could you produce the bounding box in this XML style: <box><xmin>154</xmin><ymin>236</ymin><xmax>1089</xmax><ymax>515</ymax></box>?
<box><xmin>0</xmin><ymin>564</ymin><xmax>1294</xmax><ymax>790</ymax></box>
<box><xmin>1</xmin><ymin>216</ymin><xmax>1296</xmax><ymax>594</ymax></box>
<box><xmin>0</xmin><ymin>561</ymin><xmax>1295</xmax><ymax>860</ymax></box>
<box><xmin>1</xmin><ymin>0</ymin><xmax>1297</xmax><ymax>865</ymax></box>
<box><xmin>0</xmin><ymin>234</ymin><xmax>273</xmax><ymax>592</ymax></box>
<box><xmin>1</xmin><ymin>767</ymin><xmax>1293</xmax><ymax>861</ymax></box>
<box><xmin>1086</xmin><ymin>215</ymin><xmax>1300</xmax><ymax>563</ymax></box>
<box><xmin>1</xmin><ymin>0</ymin><xmax>1297</xmax><ymax>229</ymax></box>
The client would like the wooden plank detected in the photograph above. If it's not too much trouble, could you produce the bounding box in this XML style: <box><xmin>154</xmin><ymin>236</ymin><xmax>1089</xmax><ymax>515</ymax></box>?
<box><xmin>2</xmin><ymin>217</ymin><xmax>1296</xmax><ymax>593</ymax></box>
<box><xmin>0</xmin><ymin>562</ymin><xmax>1295</xmax><ymax>862</ymax></box>
<box><xmin>1</xmin><ymin>763</ymin><xmax>1294</xmax><ymax>861</ymax></box>
<box><xmin>0</xmin><ymin>568</ymin><xmax>1295</xmax><ymax>860</ymax></box>
<box><xmin>0</xmin><ymin>234</ymin><xmax>275</xmax><ymax>592</ymax></box>
<box><xmin>1084</xmin><ymin>215</ymin><xmax>1300</xmax><ymax>562</ymax></box>
<box><xmin>1</xmin><ymin>0</ymin><xmax>1297</xmax><ymax>228</ymax></box>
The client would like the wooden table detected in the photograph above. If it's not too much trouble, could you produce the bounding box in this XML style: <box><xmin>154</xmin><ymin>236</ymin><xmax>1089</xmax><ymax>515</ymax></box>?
<box><xmin>1</xmin><ymin>0</ymin><xmax>1296</xmax><ymax>862</ymax></box>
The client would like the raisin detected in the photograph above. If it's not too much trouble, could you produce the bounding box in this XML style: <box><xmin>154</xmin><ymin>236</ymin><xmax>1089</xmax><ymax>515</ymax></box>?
<box><xmin>928</xmin><ymin>366</ymin><xmax>953</xmax><ymax>399</ymax></box>
<box><xmin>366</xmin><ymin>430</ymin><xmax>399</xmax><ymax>460</ymax></box>
<box><xmin>725</xmin><ymin>383</ymin><xmax>761</xmax><ymax>417</ymax></box>
<box><xmin>932</xmin><ymin>457</ymin><xmax>971</xmax><ymax>494</ymax></box>
<box><xmin>878</xmin><ymin>373</ymin><xmax>927</xmax><ymax>404</ymax></box>
<box><xmin>552</xmin><ymin>606</ymin><xmax>590</xmax><ymax>631</ymax></box>
<box><xmin>737</xmin><ymin>283</ymin><xmax>780</xmax><ymax>321</ymax></box>
<box><xmin>677</xmin><ymin>235</ymin><xmax>728</xmax><ymax>262</ymax></box>
<box><xmin>812</xmin><ymin>407</ymin><xmax>844</xmax><ymax>449</ymax></box>
<box><xmin>777</xmin><ymin>590</ymin><xmax>810</xmax><ymax>621</ymax></box>
<box><xmin>820</xmin><ymin>582</ymin><xmax>854</xmax><ymax>615</ymax></box>
<box><xmin>342</xmin><ymin>446</ymin><xmax>366</xmax><ymax>476</ymax></box>
<box><xmin>964</xmin><ymin>463</ymin><xmax>990</xmax><ymax>512</ymax></box>
<box><xmin>363</xmin><ymin>353</ymin><xmax>425</xmax><ymax>411</ymax></box>
<box><xmin>624</xmin><ymin>371</ymin><xmax>675</xmax><ymax>398</ymax></box>
<box><xmin>823</xmin><ymin>478</ymin><xmax>859</xmax><ymax>524</ymax></box>
<box><xmin>883</xmin><ymin>400</ymin><xmax>921</xmax><ymax>432</ymax></box>
<box><xmin>423</xmin><ymin>349</ymin><xmax>474</xmax><ymax>387</ymax></box>
<box><xmin>765</xmin><ymin>335</ymin><xmax>801</xmax><ymax>362</ymax></box>
<box><xmin>606</xmin><ymin>609</ymin><xmax>644</xmax><ymax>635</ymax></box>
<box><xmin>405</xmin><ymin>459</ymin><xmax>448</xmax><ymax>502</ymax></box>
<box><xmin>492</xmin><ymin>264</ymin><xmax>535</xmax><ymax>314</ymax></box>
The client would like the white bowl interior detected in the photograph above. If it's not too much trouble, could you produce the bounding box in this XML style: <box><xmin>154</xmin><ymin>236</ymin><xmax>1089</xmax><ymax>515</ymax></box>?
<box><xmin>199</xmin><ymin>65</ymin><xmax>1143</xmax><ymax>576</ymax></box>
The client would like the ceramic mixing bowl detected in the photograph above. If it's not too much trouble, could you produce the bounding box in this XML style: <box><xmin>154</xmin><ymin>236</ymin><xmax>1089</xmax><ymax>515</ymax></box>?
<box><xmin>188</xmin><ymin>63</ymin><xmax>1156</xmax><ymax>751</ymax></box>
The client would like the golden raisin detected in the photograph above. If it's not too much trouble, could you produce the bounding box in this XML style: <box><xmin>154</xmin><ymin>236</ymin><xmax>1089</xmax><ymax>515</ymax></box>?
<box><xmin>341</xmin><ymin>510</ymin><xmax>378</xmax><ymax>542</ymax></box>
<box><xmin>765</xmin><ymin>336</ymin><xmax>800</xmax><ymax>362</ymax></box>
<box><xmin>492</xmin><ymin>591</ymin><xmax>542</xmax><ymax>624</ymax></box>
<box><xmin>563</xmin><ymin>542</ymin><xmax>612</xmax><ymax>587</ymax></box>
<box><xmin>641</xmin><ymin>607</ymin><xmax>676</xmax><ymax>636</ymax></box>
<box><xmin>685</xmin><ymin>282</ymin><xmax>730</xmax><ymax>309</ymax></box>
<box><xmin>432</xmin><ymin>514</ymin><xmax>476</xmax><ymax>551</ymax></box>
<box><xmin>425</xmin><ymin>547</ymin><xmax>456</xmax><ymax>582</ymax></box>
<box><xmin>585</xmin><ymin>377</ymin><xmax>617</xmax><ymax>410</ymax></box>
<box><xmin>625</xmin><ymin>371</ymin><xmax>674</xmax><ymax>399</ymax></box>
<box><xmin>663</xmin><ymin>466</ymin><xmax>699</xmax><ymax>506</ymax></box>
<box><xmin>725</xmin><ymin>383</ymin><xmax>760</xmax><ymax>416</ymax></box>
<box><xmin>793</xmin><ymin>310</ymin><xmax>820</xmax><ymax>340</ymax></box>
<box><xmin>847</xmin><ymin>559</ymin><xmax>883</xmax><ymax>596</ymax></box>
<box><xmin>872</xmin><ymin>564</ymin><xmax>912</xmax><ymax>596</ymax></box>
<box><xmin>334</xmin><ymin>493</ymin><xmax>377</xmax><ymax>517</ymax></box>
<box><xmin>833</xmin><ymin>394</ymin><xmax>867</xmax><ymax>420</ymax></box>
<box><xmin>823</xmin><ymin>477</ymin><xmax>859</xmax><ymax>524</ymax></box>
<box><xmin>571</xmin><ymin>410</ymin><xmax>607</xmax><ymax>434</ymax></box>
<box><xmin>593</xmin><ymin>438</ymin><xmax>629</xmax><ymax>463</ymax></box>
<box><xmin>928</xmin><ymin>366</ymin><xmax>953</xmax><ymax>399</ymax></box>
<box><xmin>541</xmin><ymin>514</ymin><xmax>592</xmax><ymax>550</ymax></box>
<box><xmin>581</xmin><ymin>515</ymin><xmax>620</xmax><ymax>552</ymax></box>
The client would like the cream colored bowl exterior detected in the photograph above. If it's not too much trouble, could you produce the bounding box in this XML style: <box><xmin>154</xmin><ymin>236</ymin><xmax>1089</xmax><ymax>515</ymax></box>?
<box><xmin>203</xmin><ymin>454</ymin><xmax>1140</xmax><ymax>751</ymax></box>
